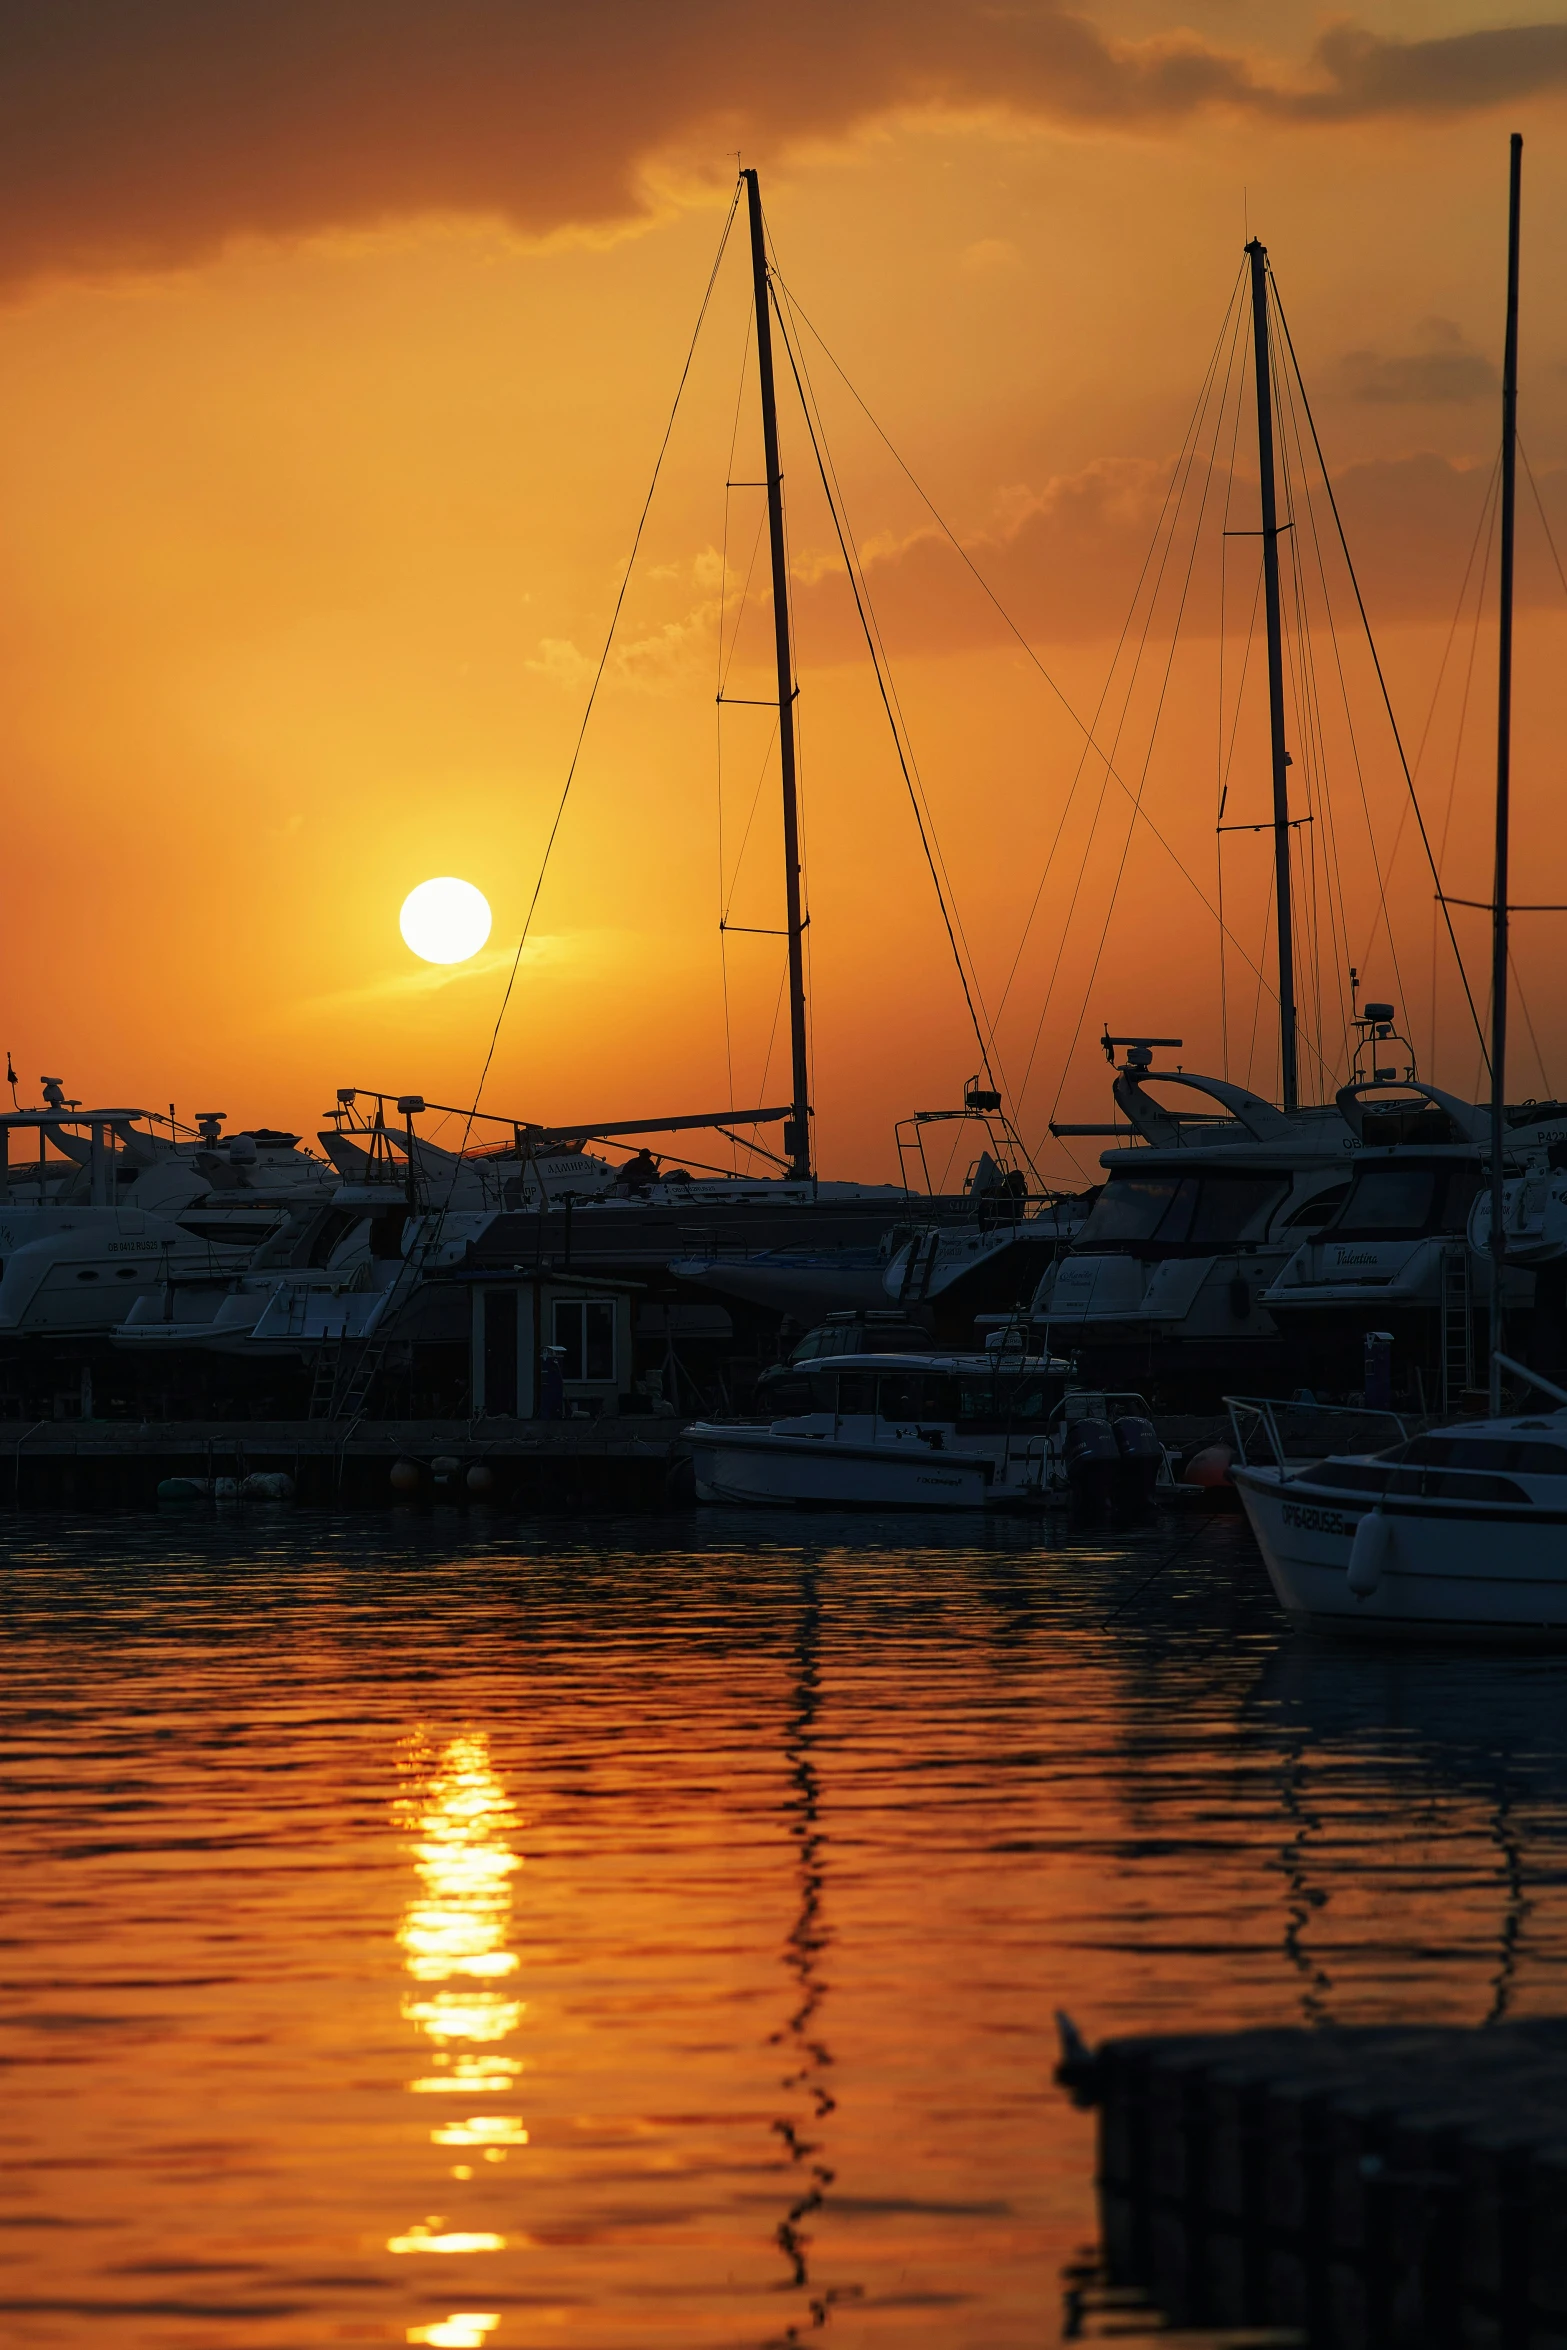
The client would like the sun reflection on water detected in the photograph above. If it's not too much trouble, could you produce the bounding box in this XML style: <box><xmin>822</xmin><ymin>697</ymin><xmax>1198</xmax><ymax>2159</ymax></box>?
<box><xmin>392</xmin><ymin>1732</ymin><xmax>526</xmax><ymax>2340</ymax></box>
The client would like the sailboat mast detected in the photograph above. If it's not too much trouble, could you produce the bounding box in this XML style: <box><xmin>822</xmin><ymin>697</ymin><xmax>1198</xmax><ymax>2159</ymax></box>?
<box><xmin>1489</xmin><ymin>132</ymin><xmax>1523</xmax><ymax>1414</ymax></box>
<box><xmin>1245</xmin><ymin>239</ymin><xmax>1299</xmax><ymax>1114</ymax></box>
<box><xmin>742</xmin><ymin>168</ymin><xmax>812</xmax><ymax>1184</ymax></box>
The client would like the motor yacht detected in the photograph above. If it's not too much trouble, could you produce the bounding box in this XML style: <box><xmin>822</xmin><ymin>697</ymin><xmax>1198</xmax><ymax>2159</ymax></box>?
<box><xmin>1259</xmin><ymin>1081</ymin><xmax>1567</xmax><ymax>1405</ymax></box>
<box><xmin>686</xmin><ymin>1349</ymin><xmax>1168</xmax><ymax>1511</ymax></box>
<box><xmin>1230</xmin><ymin>1363</ymin><xmax>1567</xmax><ymax>1639</ymax></box>
<box><xmin>0</xmin><ymin>1094</ymin><xmax>335</xmax><ymax>1339</ymax></box>
<box><xmin>1030</xmin><ymin>1044</ymin><xmax>1360</xmax><ymax>1401</ymax></box>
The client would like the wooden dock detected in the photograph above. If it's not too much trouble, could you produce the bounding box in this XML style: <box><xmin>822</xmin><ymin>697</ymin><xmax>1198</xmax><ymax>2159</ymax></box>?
<box><xmin>1065</xmin><ymin>2020</ymin><xmax>1567</xmax><ymax>2348</ymax></box>
<box><xmin>0</xmin><ymin>1416</ymin><xmax>687</xmax><ymax>1510</ymax></box>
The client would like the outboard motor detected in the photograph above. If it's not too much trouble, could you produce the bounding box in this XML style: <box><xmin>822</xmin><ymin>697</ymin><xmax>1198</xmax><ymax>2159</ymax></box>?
<box><xmin>1064</xmin><ymin>1415</ymin><xmax>1119</xmax><ymax>1515</ymax></box>
<box><xmin>1112</xmin><ymin>1414</ymin><xmax>1163</xmax><ymax>1511</ymax></box>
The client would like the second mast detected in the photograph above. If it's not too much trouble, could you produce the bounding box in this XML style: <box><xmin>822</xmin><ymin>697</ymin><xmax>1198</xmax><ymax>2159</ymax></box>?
<box><xmin>743</xmin><ymin>168</ymin><xmax>813</xmax><ymax>1183</ymax></box>
<box><xmin>1246</xmin><ymin>236</ymin><xmax>1300</xmax><ymax>1114</ymax></box>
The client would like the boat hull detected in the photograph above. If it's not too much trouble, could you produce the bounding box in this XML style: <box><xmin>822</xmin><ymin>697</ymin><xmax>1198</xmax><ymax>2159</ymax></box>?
<box><xmin>1234</xmin><ymin>1465</ymin><xmax>1567</xmax><ymax>1639</ymax></box>
<box><xmin>690</xmin><ymin>1426</ymin><xmax>1006</xmax><ymax>1510</ymax></box>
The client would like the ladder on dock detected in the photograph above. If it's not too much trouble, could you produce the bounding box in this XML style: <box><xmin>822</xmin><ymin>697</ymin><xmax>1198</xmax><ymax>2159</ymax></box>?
<box><xmin>1441</xmin><ymin>1242</ymin><xmax>1473</xmax><ymax>1412</ymax></box>
<box><xmin>308</xmin><ymin>1252</ymin><xmax>425</xmax><ymax>1427</ymax></box>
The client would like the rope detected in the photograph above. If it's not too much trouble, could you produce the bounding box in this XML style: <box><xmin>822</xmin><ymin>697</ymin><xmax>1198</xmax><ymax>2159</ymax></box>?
<box><xmin>768</xmin><ymin>269</ymin><xmax>1331</xmax><ymax>1119</ymax></box>
<box><xmin>768</xmin><ymin>283</ymin><xmax>1004</xmax><ymax>1101</ymax></box>
<box><xmin>1520</xmin><ymin>436</ymin><xmax>1567</xmax><ymax>600</ymax></box>
<box><xmin>1018</xmin><ymin>276</ymin><xmax>1250</xmax><ymax>1117</ymax></box>
<box><xmin>1044</xmin><ymin>291</ymin><xmax>1250</xmax><ymax>1132</ymax></box>
<box><xmin>1268</xmin><ymin>278</ymin><xmax>1488</xmax><ymax>1072</ymax></box>
<box><xmin>443</xmin><ymin>185</ymin><xmax>743</xmax><ymax>1189</ymax></box>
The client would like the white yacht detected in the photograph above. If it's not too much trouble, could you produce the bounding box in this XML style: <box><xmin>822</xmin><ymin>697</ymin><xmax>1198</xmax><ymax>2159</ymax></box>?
<box><xmin>686</xmin><ymin>1350</ymin><xmax>1168</xmax><ymax>1511</ymax></box>
<box><xmin>1230</xmin><ymin>1364</ymin><xmax>1567</xmax><ymax>1639</ymax></box>
<box><xmin>0</xmin><ymin>1093</ymin><xmax>334</xmax><ymax>1338</ymax></box>
<box><xmin>1030</xmin><ymin>1042</ymin><xmax>1360</xmax><ymax>1399</ymax></box>
<box><xmin>1259</xmin><ymin>1079</ymin><xmax>1567</xmax><ymax>1404</ymax></box>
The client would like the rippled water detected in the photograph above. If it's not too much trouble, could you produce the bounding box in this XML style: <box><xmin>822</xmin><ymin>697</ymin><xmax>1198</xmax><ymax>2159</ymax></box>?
<box><xmin>5</xmin><ymin>1506</ymin><xmax>1567</xmax><ymax>2348</ymax></box>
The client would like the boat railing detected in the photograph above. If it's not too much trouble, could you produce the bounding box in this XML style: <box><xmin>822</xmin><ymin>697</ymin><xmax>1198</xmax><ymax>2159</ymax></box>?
<box><xmin>1224</xmin><ymin>1395</ymin><xmax>1425</xmax><ymax>1482</ymax></box>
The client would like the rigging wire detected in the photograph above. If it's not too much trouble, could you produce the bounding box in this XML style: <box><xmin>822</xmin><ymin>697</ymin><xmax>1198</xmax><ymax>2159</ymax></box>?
<box><xmin>447</xmin><ymin>183</ymin><xmax>744</xmax><ymax>1176</ymax></box>
<box><xmin>1519</xmin><ymin>436</ymin><xmax>1567</xmax><ymax>600</ymax></box>
<box><xmin>1428</xmin><ymin>460</ymin><xmax>1500</xmax><ymax>1074</ymax></box>
<box><xmin>1268</xmin><ymin>279</ymin><xmax>1489</xmax><ymax>1073</ymax></box>
<box><xmin>1245</xmin><ymin>864</ymin><xmax>1277</xmax><ymax>1095</ymax></box>
<box><xmin>768</xmin><ymin>267</ymin><xmax>1334</xmax><ymax>1103</ymax></box>
<box><xmin>1271</xmin><ymin>283</ymin><xmax>1397</xmax><ymax>1082</ymax></box>
<box><xmin>770</xmin><ymin>255</ymin><xmax>1003</xmax><ymax>1093</ymax></box>
<box><xmin>766</xmin><ymin>277</ymin><xmax>1006</xmax><ymax>1108</ymax></box>
<box><xmin>1016</xmin><ymin>274</ymin><xmax>1250</xmax><ymax>1113</ymax></box>
<box><xmin>1511</xmin><ymin>946</ymin><xmax>1554</xmax><ymax>1098</ymax></box>
<box><xmin>717</xmin><ymin>303</ymin><xmax>753</xmax><ymax>1166</ymax></box>
<box><xmin>1043</xmin><ymin>289</ymin><xmax>1260</xmax><ymax>1132</ymax></box>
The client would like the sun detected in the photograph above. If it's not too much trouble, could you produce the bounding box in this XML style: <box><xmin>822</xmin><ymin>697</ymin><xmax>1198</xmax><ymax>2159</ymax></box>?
<box><xmin>400</xmin><ymin>877</ymin><xmax>492</xmax><ymax>965</ymax></box>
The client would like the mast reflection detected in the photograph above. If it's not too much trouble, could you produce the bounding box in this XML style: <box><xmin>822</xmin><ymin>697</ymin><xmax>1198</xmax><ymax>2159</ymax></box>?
<box><xmin>768</xmin><ymin>1563</ymin><xmax>858</xmax><ymax>2338</ymax></box>
<box><xmin>392</xmin><ymin>1732</ymin><xmax>526</xmax><ymax>2338</ymax></box>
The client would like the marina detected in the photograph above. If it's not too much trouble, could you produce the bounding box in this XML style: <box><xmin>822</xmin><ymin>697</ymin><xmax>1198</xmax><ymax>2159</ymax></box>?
<box><xmin>0</xmin><ymin>17</ymin><xmax>1563</xmax><ymax>2344</ymax></box>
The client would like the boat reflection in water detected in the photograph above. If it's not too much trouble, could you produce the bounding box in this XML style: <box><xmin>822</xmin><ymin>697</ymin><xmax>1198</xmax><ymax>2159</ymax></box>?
<box><xmin>393</xmin><ymin>1731</ymin><xmax>526</xmax><ymax>2346</ymax></box>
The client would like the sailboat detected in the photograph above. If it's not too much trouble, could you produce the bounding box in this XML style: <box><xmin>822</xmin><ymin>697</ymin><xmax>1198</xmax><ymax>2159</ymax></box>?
<box><xmin>1234</xmin><ymin>137</ymin><xmax>1567</xmax><ymax>1637</ymax></box>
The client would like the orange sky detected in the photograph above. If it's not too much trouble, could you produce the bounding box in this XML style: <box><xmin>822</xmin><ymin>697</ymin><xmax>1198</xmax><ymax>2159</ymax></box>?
<box><xmin>1</xmin><ymin>2</ymin><xmax>1565</xmax><ymax>1184</ymax></box>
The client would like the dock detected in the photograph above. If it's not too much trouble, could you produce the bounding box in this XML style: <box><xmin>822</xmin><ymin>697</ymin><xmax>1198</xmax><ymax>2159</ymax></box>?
<box><xmin>1065</xmin><ymin>2020</ymin><xmax>1567</xmax><ymax>2348</ymax></box>
<box><xmin>0</xmin><ymin>1416</ymin><xmax>687</xmax><ymax>1510</ymax></box>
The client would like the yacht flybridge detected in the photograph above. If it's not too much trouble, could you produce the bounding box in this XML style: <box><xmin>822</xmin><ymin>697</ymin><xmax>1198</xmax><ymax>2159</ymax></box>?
<box><xmin>1028</xmin><ymin>1040</ymin><xmax>1355</xmax><ymax>1399</ymax></box>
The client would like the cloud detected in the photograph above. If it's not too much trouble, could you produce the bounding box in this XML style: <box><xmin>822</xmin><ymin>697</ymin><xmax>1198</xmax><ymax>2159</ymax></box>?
<box><xmin>1338</xmin><ymin>317</ymin><xmax>1499</xmax><ymax>405</ymax></box>
<box><xmin>784</xmin><ymin>449</ymin><xmax>1562</xmax><ymax>656</ymax></box>
<box><xmin>0</xmin><ymin>5</ymin><xmax>1563</xmax><ymax>293</ymax></box>
<box><xmin>292</xmin><ymin>941</ymin><xmax>524</xmax><ymax>1018</ymax></box>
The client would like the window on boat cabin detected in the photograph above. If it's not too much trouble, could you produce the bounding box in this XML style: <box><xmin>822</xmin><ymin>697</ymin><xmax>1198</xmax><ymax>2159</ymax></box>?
<box><xmin>1075</xmin><ymin>1170</ymin><xmax>1286</xmax><ymax>1251</ymax></box>
<box><xmin>956</xmin><ymin>1371</ymin><xmax>1060</xmax><ymax>1425</ymax></box>
<box><xmin>552</xmin><ymin>1298</ymin><xmax>615</xmax><ymax>1382</ymax></box>
<box><xmin>876</xmin><ymin>1372</ymin><xmax>961</xmax><ymax>1422</ymax></box>
<box><xmin>1281</xmin><ymin>1181</ymin><xmax>1350</xmax><ymax>1230</ymax></box>
<box><xmin>1326</xmin><ymin>1161</ymin><xmax>1480</xmax><ymax>1240</ymax></box>
<box><xmin>1186</xmin><ymin>1174</ymin><xmax>1289</xmax><ymax>1244</ymax></box>
<box><xmin>828</xmin><ymin>1370</ymin><xmax>872</xmax><ymax>1414</ymax></box>
<box><xmin>1077</xmin><ymin>1175</ymin><xmax>1194</xmax><ymax>1246</ymax></box>
<box><xmin>1328</xmin><ymin>1165</ymin><xmax>1433</xmax><ymax>1236</ymax></box>
<box><xmin>823</xmin><ymin>1370</ymin><xmax>960</xmax><ymax>1420</ymax></box>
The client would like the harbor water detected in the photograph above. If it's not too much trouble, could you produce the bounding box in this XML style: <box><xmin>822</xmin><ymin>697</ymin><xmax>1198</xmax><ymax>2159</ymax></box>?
<box><xmin>4</xmin><ymin>1511</ymin><xmax>1567</xmax><ymax>2347</ymax></box>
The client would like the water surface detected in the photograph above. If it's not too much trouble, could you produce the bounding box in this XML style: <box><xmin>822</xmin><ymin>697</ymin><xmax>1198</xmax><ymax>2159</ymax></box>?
<box><xmin>4</xmin><ymin>1507</ymin><xmax>1567</xmax><ymax>2347</ymax></box>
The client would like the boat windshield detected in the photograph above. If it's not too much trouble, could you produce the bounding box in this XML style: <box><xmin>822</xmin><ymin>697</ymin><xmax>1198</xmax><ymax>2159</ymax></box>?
<box><xmin>1324</xmin><ymin>1161</ymin><xmax>1481</xmax><ymax>1242</ymax></box>
<box><xmin>1073</xmin><ymin>1170</ymin><xmax>1287</xmax><ymax>1254</ymax></box>
<box><xmin>823</xmin><ymin>1367</ymin><xmax>1062</xmax><ymax>1425</ymax></box>
<box><xmin>1380</xmin><ymin>1433</ymin><xmax>1567</xmax><ymax>1475</ymax></box>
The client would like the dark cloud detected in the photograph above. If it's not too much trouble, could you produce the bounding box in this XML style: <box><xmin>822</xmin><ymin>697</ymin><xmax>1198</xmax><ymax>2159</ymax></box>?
<box><xmin>0</xmin><ymin>4</ymin><xmax>1562</xmax><ymax>291</ymax></box>
<box><xmin>787</xmin><ymin>451</ymin><xmax>1560</xmax><ymax>657</ymax></box>
<box><xmin>1339</xmin><ymin>318</ymin><xmax>1500</xmax><ymax>404</ymax></box>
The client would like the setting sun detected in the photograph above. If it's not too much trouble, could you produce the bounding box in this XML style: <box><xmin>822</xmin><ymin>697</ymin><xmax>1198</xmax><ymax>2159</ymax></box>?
<box><xmin>399</xmin><ymin>878</ymin><xmax>493</xmax><ymax>967</ymax></box>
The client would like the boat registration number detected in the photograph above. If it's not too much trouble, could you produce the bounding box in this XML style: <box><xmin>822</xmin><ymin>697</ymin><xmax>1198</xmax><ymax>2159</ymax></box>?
<box><xmin>1281</xmin><ymin>1499</ymin><xmax>1353</xmax><ymax>1538</ymax></box>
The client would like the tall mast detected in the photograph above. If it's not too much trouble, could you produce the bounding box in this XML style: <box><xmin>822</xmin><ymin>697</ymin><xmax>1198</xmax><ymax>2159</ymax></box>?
<box><xmin>1245</xmin><ymin>238</ymin><xmax>1299</xmax><ymax>1114</ymax></box>
<box><xmin>1489</xmin><ymin>132</ymin><xmax>1523</xmax><ymax>1414</ymax></box>
<box><xmin>742</xmin><ymin>168</ymin><xmax>812</xmax><ymax>1184</ymax></box>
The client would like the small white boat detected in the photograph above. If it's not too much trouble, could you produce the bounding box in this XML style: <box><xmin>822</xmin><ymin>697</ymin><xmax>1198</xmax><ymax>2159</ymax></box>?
<box><xmin>687</xmin><ymin>1351</ymin><xmax>1168</xmax><ymax>1511</ymax></box>
<box><xmin>1229</xmin><ymin>1363</ymin><xmax>1567</xmax><ymax>1639</ymax></box>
